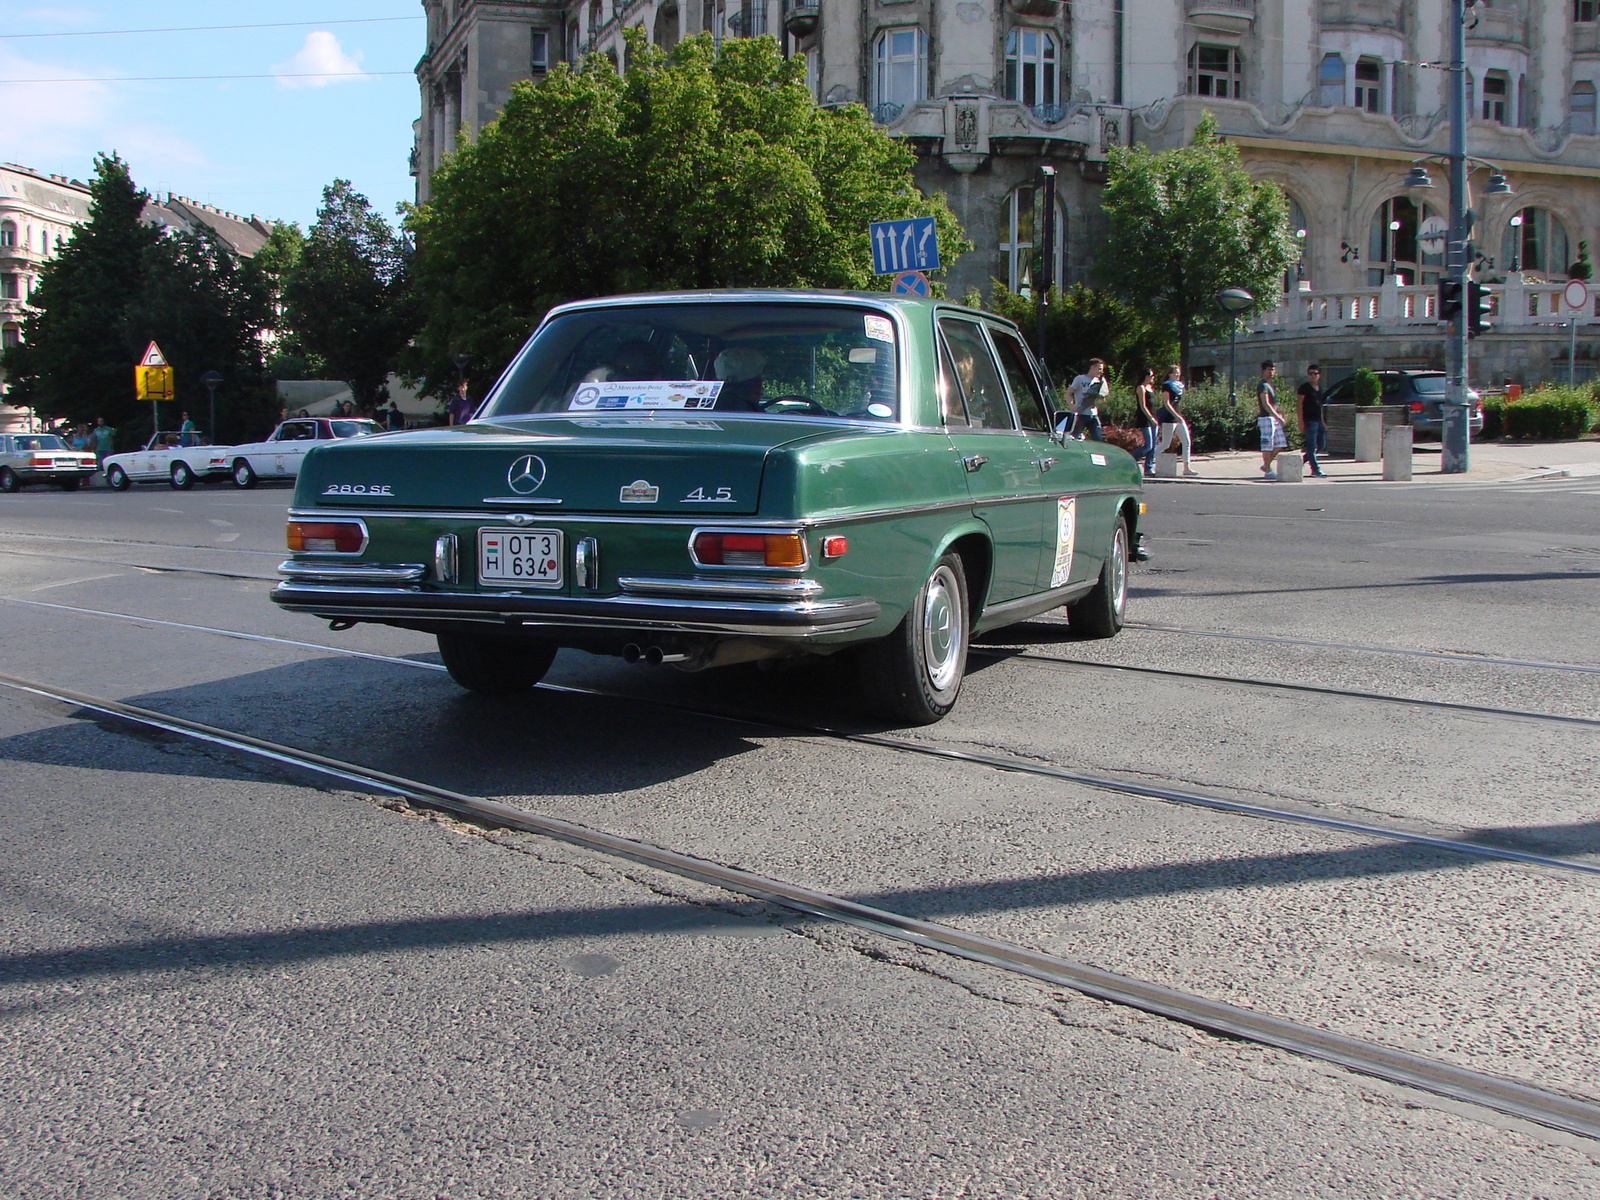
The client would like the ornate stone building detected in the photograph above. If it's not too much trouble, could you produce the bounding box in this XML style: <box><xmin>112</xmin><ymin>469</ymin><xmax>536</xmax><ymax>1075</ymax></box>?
<box><xmin>414</xmin><ymin>0</ymin><xmax>1600</xmax><ymax>382</ymax></box>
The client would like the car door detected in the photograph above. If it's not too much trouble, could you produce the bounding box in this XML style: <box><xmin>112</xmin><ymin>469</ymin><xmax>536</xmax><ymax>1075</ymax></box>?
<box><xmin>937</xmin><ymin>316</ymin><xmax>1050</xmax><ymax>605</ymax></box>
<box><xmin>264</xmin><ymin>421</ymin><xmax>312</xmax><ymax>476</ymax></box>
<box><xmin>987</xmin><ymin>325</ymin><xmax>1107</xmax><ymax>593</ymax></box>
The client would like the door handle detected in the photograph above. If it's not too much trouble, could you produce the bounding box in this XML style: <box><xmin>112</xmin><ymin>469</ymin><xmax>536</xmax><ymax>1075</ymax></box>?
<box><xmin>1036</xmin><ymin>456</ymin><xmax>1058</xmax><ymax>471</ymax></box>
<box><xmin>962</xmin><ymin>454</ymin><xmax>989</xmax><ymax>472</ymax></box>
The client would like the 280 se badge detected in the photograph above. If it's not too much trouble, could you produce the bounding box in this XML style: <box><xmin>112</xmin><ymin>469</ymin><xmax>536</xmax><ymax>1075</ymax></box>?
<box><xmin>271</xmin><ymin>291</ymin><xmax>1146</xmax><ymax>725</ymax></box>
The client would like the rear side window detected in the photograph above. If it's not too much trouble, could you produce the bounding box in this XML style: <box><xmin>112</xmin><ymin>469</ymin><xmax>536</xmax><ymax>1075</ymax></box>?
<box><xmin>938</xmin><ymin>338</ymin><xmax>970</xmax><ymax>426</ymax></box>
<box><xmin>938</xmin><ymin>318</ymin><xmax>1015</xmax><ymax>430</ymax></box>
<box><xmin>989</xmin><ymin>328</ymin><xmax>1051</xmax><ymax>432</ymax></box>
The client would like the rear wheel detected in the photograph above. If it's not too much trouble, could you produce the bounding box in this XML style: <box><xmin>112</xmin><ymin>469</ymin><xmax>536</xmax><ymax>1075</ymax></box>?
<box><xmin>1066</xmin><ymin>515</ymin><xmax>1129</xmax><ymax>638</ymax></box>
<box><xmin>170</xmin><ymin>461</ymin><xmax>195</xmax><ymax>490</ymax></box>
<box><xmin>232</xmin><ymin>459</ymin><xmax>257</xmax><ymax>489</ymax></box>
<box><xmin>0</xmin><ymin>468</ymin><xmax>18</xmax><ymax>493</ymax></box>
<box><xmin>437</xmin><ymin>634</ymin><xmax>557</xmax><ymax>694</ymax></box>
<box><xmin>858</xmin><ymin>552</ymin><xmax>969</xmax><ymax>725</ymax></box>
<box><xmin>106</xmin><ymin>464</ymin><xmax>130</xmax><ymax>491</ymax></box>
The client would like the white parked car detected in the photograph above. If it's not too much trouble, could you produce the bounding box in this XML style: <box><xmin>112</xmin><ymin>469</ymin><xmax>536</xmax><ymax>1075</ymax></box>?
<box><xmin>222</xmin><ymin>417</ymin><xmax>384</xmax><ymax>488</ymax></box>
<box><xmin>103</xmin><ymin>431</ymin><xmax>230</xmax><ymax>491</ymax></box>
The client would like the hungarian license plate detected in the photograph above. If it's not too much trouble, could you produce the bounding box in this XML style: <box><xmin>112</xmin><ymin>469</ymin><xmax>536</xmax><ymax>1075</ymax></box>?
<box><xmin>478</xmin><ymin>528</ymin><xmax>563</xmax><ymax>588</ymax></box>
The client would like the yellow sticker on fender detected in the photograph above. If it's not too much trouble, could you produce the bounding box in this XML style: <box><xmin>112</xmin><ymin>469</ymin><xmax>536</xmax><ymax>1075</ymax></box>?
<box><xmin>1050</xmin><ymin>497</ymin><xmax>1076</xmax><ymax>588</ymax></box>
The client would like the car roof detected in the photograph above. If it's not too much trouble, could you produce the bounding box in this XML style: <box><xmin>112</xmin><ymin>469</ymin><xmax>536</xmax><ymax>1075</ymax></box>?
<box><xmin>542</xmin><ymin>289</ymin><xmax>991</xmax><ymax>323</ymax></box>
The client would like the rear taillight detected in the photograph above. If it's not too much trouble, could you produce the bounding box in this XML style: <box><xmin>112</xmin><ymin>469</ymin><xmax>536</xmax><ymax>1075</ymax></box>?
<box><xmin>287</xmin><ymin>520</ymin><xmax>366</xmax><ymax>553</ymax></box>
<box><xmin>1409</xmin><ymin>401</ymin><xmax>1423</xmax><ymax>412</ymax></box>
<box><xmin>692</xmin><ymin>531</ymin><xmax>806</xmax><ymax>568</ymax></box>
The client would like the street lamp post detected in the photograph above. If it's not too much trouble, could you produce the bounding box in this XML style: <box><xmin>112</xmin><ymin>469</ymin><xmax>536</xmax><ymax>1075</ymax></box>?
<box><xmin>1216</xmin><ymin>287</ymin><xmax>1254</xmax><ymax>452</ymax></box>
<box><xmin>1509</xmin><ymin>213</ymin><xmax>1524</xmax><ymax>273</ymax></box>
<box><xmin>199</xmin><ymin>370</ymin><xmax>223</xmax><ymax>442</ymax></box>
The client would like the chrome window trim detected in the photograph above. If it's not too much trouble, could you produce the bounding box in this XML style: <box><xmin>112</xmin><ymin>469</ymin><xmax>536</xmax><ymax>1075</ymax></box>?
<box><xmin>686</xmin><ymin>525</ymin><xmax>810</xmax><ymax>572</ymax></box>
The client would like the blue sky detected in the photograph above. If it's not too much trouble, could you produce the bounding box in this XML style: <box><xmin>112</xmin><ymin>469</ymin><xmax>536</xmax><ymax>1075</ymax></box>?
<box><xmin>0</xmin><ymin>2</ymin><xmax>424</xmax><ymax>229</ymax></box>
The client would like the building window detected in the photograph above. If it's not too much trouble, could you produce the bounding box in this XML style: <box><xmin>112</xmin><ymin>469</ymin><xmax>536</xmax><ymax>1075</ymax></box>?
<box><xmin>1</xmin><ymin>325</ymin><xmax>18</xmax><ymax>349</ymax></box>
<box><xmin>1187</xmin><ymin>44</ymin><xmax>1241</xmax><ymax>99</ymax></box>
<box><xmin>1482</xmin><ymin>71</ymin><xmax>1510</xmax><ymax>123</ymax></box>
<box><xmin>529</xmin><ymin>30</ymin><xmax>548</xmax><ymax>75</ymax></box>
<box><xmin>1578</xmin><ymin>0</ymin><xmax>1598</xmax><ymax>21</ymax></box>
<box><xmin>1502</xmin><ymin>208</ymin><xmax>1571</xmax><ymax>276</ymax></box>
<box><xmin>1574</xmin><ymin>81</ymin><xmax>1597</xmax><ymax>134</ymax></box>
<box><xmin>872</xmin><ymin>27</ymin><xmax>926</xmax><ymax>122</ymax></box>
<box><xmin>1004</xmin><ymin>28</ymin><xmax>1058</xmax><ymax>111</ymax></box>
<box><xmin>0</xmin><ymin>222</ymin><xmax>14</xmax><ymax>249</ymax></box>
<box><xmin>40</xmin><ymin>229</ymin><xmax>49</xmax><ymax>254</ymax></box>
<box><xmin>1354</xmin><ymin>57</ymin><xmax>1383</xmax><ymax>113</ymax></box>
<box><xmin>0</xmin><ymin>274</ymin><xmax>17</xmax><ymax>300</ymax></box>
<box><xmin>1317</xmin><ymin>54</ymin><xmax>1344</xmax><ymax>106</ymax></box>
<box><xmin>1285</xmin><ymin>197</ymin><xmax>1308</xmax><ymax>291</ymax></box>
<box><xmin>1368</xmin><ymin>196</ymin><xmax>1441</xmax><ymax>286</ymax></box>
<box><xmin>998</xmin><ymin>185</ymin><xmax>1063</xmax><ymax>297</ymax></box>
<box><xmin>588</xmin><ymin>0</ymin><xmax>602</xmax><ymax>38</ymax></box>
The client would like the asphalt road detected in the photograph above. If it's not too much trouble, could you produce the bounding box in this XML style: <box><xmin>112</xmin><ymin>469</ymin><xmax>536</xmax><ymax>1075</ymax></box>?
<box><xmin>2</xmin><ymin>472</ymin><xmax>1598</xmax><ymax>1198</ymax></box>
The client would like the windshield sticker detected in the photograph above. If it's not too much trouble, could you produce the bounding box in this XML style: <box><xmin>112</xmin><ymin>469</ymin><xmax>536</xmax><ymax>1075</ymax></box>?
<box><xmin>1050</xmin><ymin>497</ymin><xmax>1077</xmax><ymax>589</ymax></box>
<box><xmin>1090</xmin><ymin>453</ymin><xmax>1108</xmax><ymax>466</ymax></box>
<box><xmin>867</xmin><ymin>402</ymin><xmax>894</xmax><ymax>418</ymax></box>
<box><xmin>570</xmin><ymin>417</ymin><xmax>723</xmax><ymax>430</ymax></box>
<box><xmin>569</xmin><ymin>381</ymin><xmax>723</xmax><ymax>412</ymax></box>
<box><xmin>619</xmin><ymin>479</ymin><xmax>660</xmax><ymax>503</ymax></box>
<box><xmin>863</xmin><ymin>315</ymin><xmax>895</xmax><ymax>343</ymax></box>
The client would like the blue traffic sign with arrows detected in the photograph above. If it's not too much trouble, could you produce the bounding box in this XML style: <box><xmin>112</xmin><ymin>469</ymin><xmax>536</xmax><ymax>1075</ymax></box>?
<box><xmin>870</xmin><ymin>217</ymin><xmax>939</xmax><ymax>275</ymax></box>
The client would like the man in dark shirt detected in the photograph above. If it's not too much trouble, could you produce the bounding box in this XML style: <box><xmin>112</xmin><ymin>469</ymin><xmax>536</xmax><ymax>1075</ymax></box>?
<box><xmin>1297</xmin><ymin>364</ymin><xmax>1327</xmax><ymax>478</ymax></box>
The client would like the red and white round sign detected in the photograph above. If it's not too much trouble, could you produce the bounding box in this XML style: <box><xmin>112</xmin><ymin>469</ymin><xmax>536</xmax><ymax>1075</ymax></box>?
<box><xmin>1563</xmin><ymin>278</ymin><xmax>1590</xmax><ymax>312</ymax></box>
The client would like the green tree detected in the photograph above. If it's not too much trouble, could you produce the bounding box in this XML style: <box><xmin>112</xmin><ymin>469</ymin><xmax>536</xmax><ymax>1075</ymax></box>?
<box><xmin>1098</xmin><ymin>112</ymin><xmax>1295</xmax><ymax>369</ymax></box>
<box><xmin>282</xmin><ymin>181</ymin><xmax>415</xmax><ymax>410</ymax></box>
<box><xmin>123</xmin><ymin>225</ymin><xmax>275</xmax><ymax>443</ymax></box>
<box><xmin>1</xmin><ymin>154</ymin><xmax>158</xmax><ymax>431</ymax></box>
<box><xmin>982</xmin><ymin>283</ymin><xmax>1178</xmax><ymax>391</ymax></box>
<box><xmin>407</xmin><ymin>31</ymin><xmax>970</xmax><ymax>395</ymax></box>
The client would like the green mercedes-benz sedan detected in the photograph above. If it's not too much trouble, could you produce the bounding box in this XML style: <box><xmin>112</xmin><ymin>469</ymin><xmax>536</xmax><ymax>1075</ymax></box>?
<box><xmin>270</xmin><ymin>291</ymin><xmax>1145</xmax><ymax>724</ymax></box>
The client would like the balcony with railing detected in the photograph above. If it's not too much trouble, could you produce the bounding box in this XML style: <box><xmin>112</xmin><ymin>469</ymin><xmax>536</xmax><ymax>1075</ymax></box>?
<box><xmin>1249</xmin><ymin>277</ymin><xmax>1597</xmax><ymax>336</ymax></box>
<box><xmin>782</xmin><ymin>0</ymin><xmax>818</xmax><ymax>38</ymax></box>
<box><xmin>1466</xmin><ymin>2</ymin><xmax>1527</xmax><ymax>48</ymax></box>
<box><xmin>1319</xmin><ymin>0</ymin><xmax>1404</xmax><ymax>31</ymax></box>
<box><xmin>1185</xmin><ymin>0</ymin><xmax>1255</xmax><ymax>33</ymax></box>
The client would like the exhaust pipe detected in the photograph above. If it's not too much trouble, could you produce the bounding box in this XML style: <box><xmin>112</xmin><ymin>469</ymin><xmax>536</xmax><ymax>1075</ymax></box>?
<box><xmin>622</xmin><ymin>643</ymin><xmax>643</xmax><ymax>664</ymax></box>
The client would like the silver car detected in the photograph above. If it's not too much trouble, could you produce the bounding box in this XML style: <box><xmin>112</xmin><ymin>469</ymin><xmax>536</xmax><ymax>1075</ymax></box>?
<box><xmin>0</xmin><ymin>433</ymin><xmax>98</xmax><ymax>492</ymax></box>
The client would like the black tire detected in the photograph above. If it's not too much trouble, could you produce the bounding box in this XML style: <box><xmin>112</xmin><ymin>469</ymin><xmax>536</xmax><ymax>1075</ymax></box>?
<box><xmin>56</xmin><ymin>478</ymin><xmax>81</xmax><ymax>492</ymax></box>
<box><xmin>106</xmin><ymin>464</ymin><xmax>130</xmax><ymax>491</ymax></box>
<box><xmin>858</xmin><ymin>551</ymin><xmax>969</xmax><ymax>725</ymax></box>
<box><xmin>232</xmin><ymin>458</ymin><xmax>257</xmax><ymax>489</ymax></box>
<box><xmin>1066</xmin><ymin>514</ymin><xmax>1129</xmax><ymax>639</ymax></box>
<box><xmin>0</xmin><ymin>467</ymin><xmax>18</xmax><ymax>493</ymax></box>
<box><xmin>437</xmin><ymin>633</ymin><xmax>557</xmax><ymax>694</ymax></box>
<box><xmin>170</xmin><ymin>461</ymin><xmax>195</xmax><ymax>490</ymax></box>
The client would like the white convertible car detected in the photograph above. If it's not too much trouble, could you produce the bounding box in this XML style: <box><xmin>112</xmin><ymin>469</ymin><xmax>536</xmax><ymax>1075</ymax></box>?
<box><xmin>103</xmin><ymin>431</ymin><xmax>230</xmax><ymax>491</ymax></box>
<box><xmin>222</xmin><ymin>417</ymin><xmax>384</xmax><ymax>488</ymax></box>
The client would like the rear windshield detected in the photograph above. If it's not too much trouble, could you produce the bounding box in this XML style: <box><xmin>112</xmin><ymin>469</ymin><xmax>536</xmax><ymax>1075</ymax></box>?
<box><xmin>330</xmin><ymin>420</ymin><xmax>382</xmax><ymax>438</ymax></box>
<box><xmin>483</xmin><ymin>303</ymin><xmax>901</xmax><ymax>422</ymax></box>
<box><xmin>14</xmin><ymin>436</ymin><xmax>65</xmax><ymax>450</ymax></box>
<box><xmin>1411</xmin><ymin>375</ymin><xmax>1448</xmax><ymax>394</ymax></box>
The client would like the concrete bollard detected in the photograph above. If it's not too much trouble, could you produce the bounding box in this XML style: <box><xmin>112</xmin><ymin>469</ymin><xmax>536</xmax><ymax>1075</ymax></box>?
<box><xmin>1382</xmin><ymin>424</ymin><xmax>1414</xmax><ymax>481</ymax></box>
<box><xmin>1275</xmin><ymin>454</ymin><xmax>1303</xmax><ymax>482</ymax></box>
<box><xmin>1153</xmin><ymin>452</ymin><xmax>1179</xmax><ymax>478</ymax></box>
<box><xmin>1354</xmin><ymin>411</ymin><xmax>1384</xmax><ymax>462</ymax></box>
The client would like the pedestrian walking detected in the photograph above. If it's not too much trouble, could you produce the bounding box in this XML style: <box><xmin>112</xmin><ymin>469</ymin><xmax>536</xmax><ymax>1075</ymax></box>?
<box><xmin>1062</xmin><ymin>358</ymin><xmax>1108</xmax><ymax>442</ymax></box>
<box><xmin>1297</xmin><ymin>364</ymin><xmax>1327</xmax><ymax>477</ymax></box>
<box><xmin>1156</xmin><ymin>364</ymin><xmax>1200</xmax><ymax>476</ymax></box>
<box><xmin>1133</xmin><ymin>366</ymin><xmax>1158</xmax><ymax>477</ymax></box>
<box><xmin>1257</xmin><ymin>360</ymin><xmax>1287</xmax><ymax>480</ymax></box>
<box><xmin>448</xmin><ymin>380</ymin><xmax>476</xmax><ymax>426</ymax></box>
<box><xmin>91</xmin><ymin>418</ymin><xmax>115</xmax><ymax>472</ymax></box>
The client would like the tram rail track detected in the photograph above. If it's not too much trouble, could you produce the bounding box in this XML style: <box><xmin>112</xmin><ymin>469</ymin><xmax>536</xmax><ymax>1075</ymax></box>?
<box><xmin>1</xmin><ymin>667</ymin><xmax>1596</xmax><ymax>1142</ymax></box>
<box><xmin>5</xmin><ymin>593</ymin><xmax>1598</xmax><ymax>885</ymax></box>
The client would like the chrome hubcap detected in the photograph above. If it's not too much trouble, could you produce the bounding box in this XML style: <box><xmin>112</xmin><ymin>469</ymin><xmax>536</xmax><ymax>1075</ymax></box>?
<box><xmin>1111</xmin><ymin>527</ymin><xmax>1128</xmax><ymax>620</ymax></box>
<box><xmin>921</xmin><ymin>564</ymin><xmax>963</xmax><ymax>692</ymax></box>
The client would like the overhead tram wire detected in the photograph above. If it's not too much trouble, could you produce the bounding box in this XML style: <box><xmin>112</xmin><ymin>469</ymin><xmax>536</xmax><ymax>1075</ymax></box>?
<box><xmin>0</xmin><ymin>17</ymin><xmax>422</xmax><ymax>40</ymax></box>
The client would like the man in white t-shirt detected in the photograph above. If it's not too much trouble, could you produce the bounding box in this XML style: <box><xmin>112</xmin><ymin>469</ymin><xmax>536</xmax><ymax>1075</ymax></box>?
<box><xmin>1257</xmin><ymin>360</ymin><xmax>1287</xmax><ymax>479</ymax></box>
<box><xmin>1060</xmin><ymin>358</ymin><xmax>1108</xmax><ymax>442</ymax></box>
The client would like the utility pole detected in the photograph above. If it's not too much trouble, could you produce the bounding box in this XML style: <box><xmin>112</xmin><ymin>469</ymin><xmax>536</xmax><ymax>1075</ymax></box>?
<box><xmin>1442</xmin><ymin>0</ymin><xmax>1471</xmax><ymax>474</ymax></box>
<box><xmin>1036</xmin><ymin>166</ymin><xmax>1056</xmax><ymax>367</ymax></box>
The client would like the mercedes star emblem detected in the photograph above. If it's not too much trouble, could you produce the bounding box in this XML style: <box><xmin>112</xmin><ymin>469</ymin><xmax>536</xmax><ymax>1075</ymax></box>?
<box><xmin>507</xmin><ymin>454</ymin><xmax>547</xmax><ymax>494</ymax></box>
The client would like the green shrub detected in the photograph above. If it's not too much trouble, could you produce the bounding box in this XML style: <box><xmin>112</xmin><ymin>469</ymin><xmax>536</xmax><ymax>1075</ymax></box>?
<box><xmin>1480</xmin><ymin>396</ymin><xmax>1505</xmax><ymax>440</ymax></box>
<box><xmin>1353</xmin><ymin>367</ymin><xmax>1382</xmax><ymax>406</ymax></box>
<box><xmin>1502</xmin><ymin>391</ymin><xmax>1592</xmax><ymax>440</ymax></box>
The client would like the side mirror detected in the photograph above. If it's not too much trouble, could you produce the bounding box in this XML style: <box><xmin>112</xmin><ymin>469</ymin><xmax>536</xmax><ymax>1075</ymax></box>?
<box><xmin>1051</xmin><ymin>410</ymin><xmax>1072</xmax><ymax>444</ymax></box>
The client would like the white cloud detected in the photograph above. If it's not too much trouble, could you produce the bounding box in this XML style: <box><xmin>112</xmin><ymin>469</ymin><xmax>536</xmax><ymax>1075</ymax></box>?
<box><xmin>271</xmin><ymin>31</ymin><xmax>366</xmax><ymax>89</ymax></box>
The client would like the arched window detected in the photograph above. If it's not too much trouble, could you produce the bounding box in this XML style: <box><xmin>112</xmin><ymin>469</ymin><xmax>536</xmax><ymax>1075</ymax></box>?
<box><xmin>1004</xmin><ymin>29</ymin><xmax>1058</xmax><ymax>113</ymax></box>
<box><xmin>1368</xmin><ymin>196</ymin><xmax>1442</xmax><ymax>286</ymax></box>
<box><xmin>653</xmin><ymin>4</ymin><xmax>679</xmax><ymax>51</ymax></box>
<box><xmin>1285</xmin><ymin>197</ymin><xmax>1309</xmax><ymax>291</ymax></box>
<box><xmin>39</xmin><ymin>229</ymin><xmax>49</xmax><ymax>254</ymax></box>
<box><xmin>1317</xmin><ymin>54</ymin><xmax>1344</xmax><ymax>107</ymax></box>
<box><xmin>998</xmin><ymin>185</ymin><xmax>1064</xmax><ymax>297</ymax></box>
<box><xmin>1186</xmin><ymin>44</ymin><xmax>1241</xmax><ymax>99</ymax></box>
<box><xmin>872</xmin><ymin>27</ymin><xmax>926</xmax><ymax>123</ymax></box>
<box><xmin>1354</xmin><ymin>57</ymin><xmax>1383</xmax><ymax>112</ymax></box>
<box><xmin>1482</xmin><ymin>70</ymin><xmax>1510</xmax><ymax>123</ymax></box>
<box><xmin>1572</xmin><ymin>81</ymin><xmax>1596</xmax><ymax>134</ymax></box>
<box><xmin>587</xmin><ymin>0</ymin><xmax>601</xmax><ymax>37</ymax></box>
<box><xmin>0</xmin><ymin>222</ymin><xmax>14</xmax><ymax>248</ymax></box>
<box><xmin>1502</xmin><ymin>208</ymin><xmax>1571</xmax><ymax>276</ymax></box>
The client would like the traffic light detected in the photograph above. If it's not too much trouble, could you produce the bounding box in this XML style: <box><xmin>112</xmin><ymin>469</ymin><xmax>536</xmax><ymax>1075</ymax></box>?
<box><xmin>1468</xmin><ymin>280</ymin><xmax>1492</xmax><ymax>336</ymax></box>
<box><xmin>1438</xmin><ymin>278</ymin><xmax>1463</xmax><ymax>322</ymax></box>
